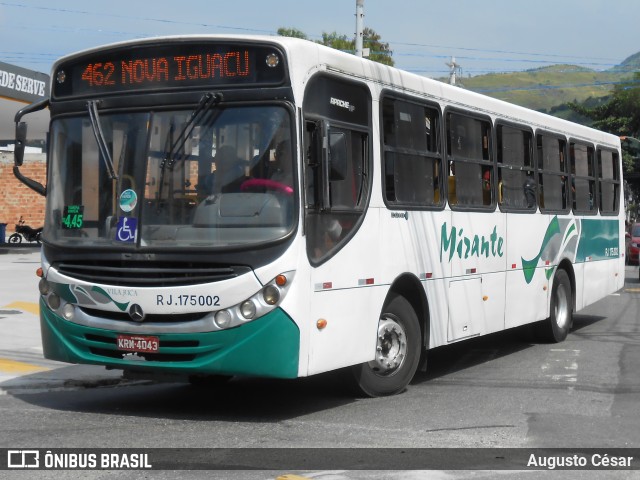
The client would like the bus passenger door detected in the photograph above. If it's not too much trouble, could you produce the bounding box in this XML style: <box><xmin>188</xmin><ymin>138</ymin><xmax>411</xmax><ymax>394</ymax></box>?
<box><xmin>303</xmin><ymin>119</ymin><xmax>376</xmax><ymax>374</ymax></box>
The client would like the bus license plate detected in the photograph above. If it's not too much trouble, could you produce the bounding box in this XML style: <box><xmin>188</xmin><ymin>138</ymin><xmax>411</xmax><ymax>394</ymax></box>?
<box><xmin>116</xmin><ymin>334</ymin><xmax>159</xmax><ymax>353</ymax></box>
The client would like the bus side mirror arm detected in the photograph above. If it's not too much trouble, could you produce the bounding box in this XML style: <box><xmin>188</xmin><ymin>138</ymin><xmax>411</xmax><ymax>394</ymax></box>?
<box><xmin>13</xmin><ymin>165</ymin><xmax>46</xmax><ymax>196</ymax></box>
<box><xmin>13</xmin><ymin>99</ymin><xmax>49</xmax><ymax>196</ymax></box>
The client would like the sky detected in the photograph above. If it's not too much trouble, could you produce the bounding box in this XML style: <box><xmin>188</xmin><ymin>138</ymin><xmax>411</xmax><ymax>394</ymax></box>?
<box><xmin>1</xmin><ymin>0</ymin><xmax>640</xmax><ymax>79</ymax></box>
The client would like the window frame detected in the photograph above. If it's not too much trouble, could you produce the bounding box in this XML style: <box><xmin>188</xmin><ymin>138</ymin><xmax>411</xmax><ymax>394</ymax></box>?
<box><xmin>379</xmin><ymin>91</ymin><xmax>444</xmax><ymax>211</ymax></box>
<box><xmin>597</xmin><ymin>146</ymin><xmax>621</xmax><ymax>216</ymax></box>
<box><xmin>302</xmin><ymin>72</ymin><xmax>373</xmax><ymax>266</ymax></box>
<box><xmin>535</xmin><ymin>130</ymin><xmax>570</xmax><ymax>215</ymax></box>
<box><xmin>569</xmin><ymin>139</ymin><xmax>598</xmax><ymax>216</ymax></box>
<box><xmin>495</xmin><ymin>120</ymin><xmax>536</xmax><ymax>214</ymax></box>
<box><xmin>444</xmin><ymin>107</ymin><xmax>495</xmax><ymax>211</ymax></box>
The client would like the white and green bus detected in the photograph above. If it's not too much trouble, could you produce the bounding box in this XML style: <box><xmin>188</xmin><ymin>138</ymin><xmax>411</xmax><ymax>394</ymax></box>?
<box><xmin>14</xmin><ymin>35</ymin><xmax>624</xmax><ymax>396</ymax></box>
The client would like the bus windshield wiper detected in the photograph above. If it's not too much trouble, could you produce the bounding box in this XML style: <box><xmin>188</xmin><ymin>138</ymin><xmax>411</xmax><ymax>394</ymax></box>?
<box><xmin>87</xmin><ymin>100</ymin><xmax>118</xmax><ymax>180</ymax></box>
<box><xmin>162</xmin><ymin>92</ymin><xmax>223</xmax><ymax>172</ymax></box>
<box><xmin>156</xmin><ymin>93</ymin><xmax>222</xmax><ymax>207</ymax></box>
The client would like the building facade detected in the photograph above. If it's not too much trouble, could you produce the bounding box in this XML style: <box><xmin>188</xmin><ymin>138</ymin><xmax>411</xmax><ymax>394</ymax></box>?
<box><xmin>0</xmin><ymin>61</ymin><xmax>49</xmax><ymax>240</ymax></box>
<box><xmin>0</xmin><ymin>152</ymin><xmax>46</xmax><ymax>238</ymax></box>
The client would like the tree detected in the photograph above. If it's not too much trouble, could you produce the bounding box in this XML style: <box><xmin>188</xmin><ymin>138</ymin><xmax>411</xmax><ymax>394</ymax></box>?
<box><xmin>276</xmin><ymin>27</ymin><xmax>307</xmax><ymax>40</ymax></box>
<box><xmin>569</xmin><ymin>72</ymin><xmax>640</xmax><ymax>209</ymax></box>
<box><xmin>569</xmin><ymin>72</ymin><xmax>640</xmax><ymax>174</ymax></box>
<box><xmin>319</xmin><ymin>31</ymin><xmax>354</xmax><ymax>53</ymax></box>
<box><xmin>361</xmin><ymin>27</ymin><xmax>393</xmax><ymax>66</ymax></box>
<box><xmin>277</xmin><ymin>27</ymin><xmax>394</xmax><ymax>66</ymax></box>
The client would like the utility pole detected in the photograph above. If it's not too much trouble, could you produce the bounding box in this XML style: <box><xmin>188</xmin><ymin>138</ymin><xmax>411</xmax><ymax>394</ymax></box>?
<box><xmin>446</xmin><ymin>56</ymin><xmax>462</xmax><ymax>86</ymax></box>
<box><xmin>355</xmin><ymin>0</ymin><xmax>364</xmax><ymax>58</ymax></box>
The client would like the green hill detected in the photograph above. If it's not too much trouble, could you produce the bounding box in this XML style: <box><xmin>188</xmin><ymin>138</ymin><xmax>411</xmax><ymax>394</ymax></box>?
<box><xmin>455</xmin><ymin>52</ymin><xmax>640</xmax><ymax>119</ymax></box>
<box><xmin>616</xmin><ymin>51</ymin><xmax>640</xmax><ymax>72</ymax></box>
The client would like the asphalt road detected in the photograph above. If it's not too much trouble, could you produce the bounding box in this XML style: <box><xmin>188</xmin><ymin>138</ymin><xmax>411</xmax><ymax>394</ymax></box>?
<box><xmin>0</xmin><ymin>248</ymin><xmax>639</xmax><ymax>479</ymax></box>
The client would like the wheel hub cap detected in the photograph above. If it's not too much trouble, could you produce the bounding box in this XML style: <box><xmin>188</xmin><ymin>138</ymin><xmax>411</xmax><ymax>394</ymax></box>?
<box><xmin>368</xmin><ymin>315</ymin><xmax>407</xmax><ymax>376</ymax></box>
<box><xmin>555</xmin><ymin>284</ymin><xmax>569</xmax><ymax>329</ymax></box>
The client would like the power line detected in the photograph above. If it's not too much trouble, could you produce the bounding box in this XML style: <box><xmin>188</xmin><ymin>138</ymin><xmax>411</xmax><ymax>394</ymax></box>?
<box><xmin>395</xmin><ymin>51</ymin><xmax>621</xmax><ymax>70</ymax></box>
<box><xmin>388</xmin><ymin>40</ymin><xmax>621</xmax><ymax>63</ymax></box>
<box><xmin>0</xmin><ymin>1</ymin><xmax>275</xmax><ymax>34</ymax></box>
<box><xmin>1</xmin><ymin>0</ymin><xmax>628</xmax><ymax>71</ymax></box>
<box><xmin>0</xmin><ymin>0</ymin><xmax>636</xmax><ymax>86</ymax></box>
<box><xmin>470</xmin><ymin>79</ymin><xmax>640</xmax><ymax>94</ymax></box>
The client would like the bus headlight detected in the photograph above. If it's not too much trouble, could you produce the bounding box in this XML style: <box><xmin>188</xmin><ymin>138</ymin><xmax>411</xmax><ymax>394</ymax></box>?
<box><xmin>38</xmin><ymin>278</ymin><xmax>50</xmax><ymax>295</ymax></box>
<box><xmin>62</xmin><ymin>303</ymin><xmax>75</xmax><ymax>320</ymax></box>
<box><xmin>47</xmin><ymin>293</ymin><xmax>61</xmax><ymax>310</ymax></box>
<box><xmin>209</xmin><ymin>271</ymin><xmax>295</xmax><ymax>331</ymax></box>
<box><xmin>240</xmin><ymin>300</ymin><xmax>257</xmax><ymax>319</ymax></box>
<box><xmin>214</xmin><ymin>310</ymin><xmax>232</xmax><ymax>329</ymax></box>
<box><xmin>262</xmin><ymin>285</ymin><xmax>280</xmax><ymax>305</ymax></box>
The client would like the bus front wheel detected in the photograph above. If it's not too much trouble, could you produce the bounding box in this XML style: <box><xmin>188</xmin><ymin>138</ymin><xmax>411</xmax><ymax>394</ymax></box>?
<box><xmin>350</xmin><ymin>294</ymin><xmax>421</xmax><ymax>397</ymax></box>
<box><xmin>536</xmin><ymin>269</ymin><xmax>573</xmax><ymax>343</ymax></box>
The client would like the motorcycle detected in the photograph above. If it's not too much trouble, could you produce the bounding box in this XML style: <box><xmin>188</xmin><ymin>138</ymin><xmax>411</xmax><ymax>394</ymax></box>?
<box><xmin>8</xmin><ymin>217</ymin><xmax>43</xmax><ymax>244</ymax></box>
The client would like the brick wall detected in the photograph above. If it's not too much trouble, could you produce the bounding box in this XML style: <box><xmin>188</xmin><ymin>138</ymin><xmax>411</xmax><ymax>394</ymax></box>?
<box><xmin>0</xmin><ymin>152</ymin><xmax>46</xmax><ymax>237</ymax></box>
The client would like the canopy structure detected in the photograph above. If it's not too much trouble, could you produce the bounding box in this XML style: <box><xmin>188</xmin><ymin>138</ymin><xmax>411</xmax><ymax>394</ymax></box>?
<box><xmin>0</xmin><ymin>61</ymin><xmax>50</xmax><ymax>146</ymax></box>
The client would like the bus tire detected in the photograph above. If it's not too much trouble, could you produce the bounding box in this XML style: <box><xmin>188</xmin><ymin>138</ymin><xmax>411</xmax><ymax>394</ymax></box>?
<box><xmin>536</xmin><ymin>269</ymin><xmax>573</xmax><ymax>343</ymax></box>
<box><xmin>350</xmin><ymin>294</ymin><xmax>421</xmax><ymax>397</ymax></box>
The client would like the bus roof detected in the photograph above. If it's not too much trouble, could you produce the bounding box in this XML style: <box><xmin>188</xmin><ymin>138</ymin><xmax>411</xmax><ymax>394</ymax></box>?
<box><xmin>51</xmin><ymin>34</ymin><xmax>620</xmax><ymax>149</ymax></box>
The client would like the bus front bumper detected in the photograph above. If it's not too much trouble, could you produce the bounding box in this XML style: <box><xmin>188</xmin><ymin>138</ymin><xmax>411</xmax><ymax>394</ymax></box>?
<box><xmin>39</xmin><ymin>298</ymin><xmax>300</xmax><ymax>379</ymax></box>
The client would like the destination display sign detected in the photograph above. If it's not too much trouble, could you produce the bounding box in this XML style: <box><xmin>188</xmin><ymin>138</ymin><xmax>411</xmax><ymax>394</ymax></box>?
<box><xmin>52</xmin><ymin>42</ymin><xmax>287</xmax><ymax>98</ymax></box>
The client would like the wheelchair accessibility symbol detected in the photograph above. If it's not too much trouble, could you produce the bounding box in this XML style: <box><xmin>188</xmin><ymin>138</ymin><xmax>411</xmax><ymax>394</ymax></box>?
<box><xmin>116</xmin><ymin>216</ymin><xmax>137</xmax><ymax>243</ymax></box>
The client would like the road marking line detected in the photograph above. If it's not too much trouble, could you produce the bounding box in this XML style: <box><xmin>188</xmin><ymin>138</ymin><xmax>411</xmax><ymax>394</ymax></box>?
<box><xmin>542</xmin><ymin>349</ymin><xmax>580</xmax><ymax>386</ymax></box>
<box><xmin>3</xmin><ymin>301</ymin><xmax>39</xmax><ymax>315</ymax></box>
<box><xmin>276</xmin><ymin>472</ymin><xmax>349</xmax><ymax>480</ymax></box>
<box><xmin>0</xmin><ymin>358</ymin><xmax>50</xmax><ymax>374</ymax></box>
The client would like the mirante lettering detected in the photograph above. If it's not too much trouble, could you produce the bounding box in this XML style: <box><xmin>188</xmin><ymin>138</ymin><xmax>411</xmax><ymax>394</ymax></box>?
<box><xmin>440</xmin><ymin>222</ymin><xmax>504</xmax><ymax>262</ymax></box>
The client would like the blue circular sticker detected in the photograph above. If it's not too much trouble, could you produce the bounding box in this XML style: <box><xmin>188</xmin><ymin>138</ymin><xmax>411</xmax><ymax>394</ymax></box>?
<box><xmin>119</xmin><ymin>189</ymin><xmax>138</xmax><ymax>212</ymax></box>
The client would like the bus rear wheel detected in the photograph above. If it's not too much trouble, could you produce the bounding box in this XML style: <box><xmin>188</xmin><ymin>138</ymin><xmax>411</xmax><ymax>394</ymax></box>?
<box><xmin>536</xmin><ymin>269</ymin><xmax>573</xmax><ymax>343</ymax></box>
<box><xmin>350</xmin><ymin>294</ymin><xmax>421</xmax><ymax>397</ymax></box>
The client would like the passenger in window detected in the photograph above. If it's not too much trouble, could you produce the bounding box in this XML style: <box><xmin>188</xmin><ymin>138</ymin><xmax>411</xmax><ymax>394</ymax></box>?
<box><xmin>270</xmin><ymin>141</ymin><xmax>293</xmax><ymax>186</ymax></box>
<box><xmin>524</xmin><ymin>172</ymin><xmax>536</xmax><ymax>208</ymax></box>
<box><xmin>448</xmin><ymin>161</ymin><xmax>457</xmax><ymax>205</ymax></box>
<box><xmin>482</xmin><ymin>169</ymin><xmax>491</xmax><ymax>205</ymax></box>
<box><xmin>211</xmin><ymin>145</ymin><xmax>245</xmax><ymax>194</ymax></box>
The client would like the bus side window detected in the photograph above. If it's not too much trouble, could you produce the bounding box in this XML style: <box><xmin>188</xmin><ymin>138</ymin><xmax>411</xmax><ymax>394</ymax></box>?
<box><xmin>304</xmin><ymin>121</ymin><xmax>369</xmax><ymax>264</ymax></box>
<box><xmin>446</xmin><ymin>112</ymin><xmax>493</xmax><ymax>209</ymax></box>
<box><xmin>598</xmin><ymin>148</ymin><xmax>620</xmax><ymax>215</ymax></box>
<box><xmin>537</xmin><ymin>134</ymin><xmax>569</xmax><ymax>213</ymax></box>
<box><xmin>570</xmin><ymin>142</ymin><xmax>596</xmax><ymax>213</ymax></box>
<box><xmin>497</xmin><ymin>124</ymin><xmax>536</xmax><ymax>211</ymax></box>
<box><xmin>381</xmin><ymin>95</ymin><xmax>442</xmax><ymax>208</ymax></box>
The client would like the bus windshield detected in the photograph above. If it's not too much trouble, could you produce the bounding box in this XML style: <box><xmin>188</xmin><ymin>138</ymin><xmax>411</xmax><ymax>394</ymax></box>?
<box><xmin>45</xmin><ymin>104</ymin><xmax>295</xmax><ymax>249</ymax></box>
